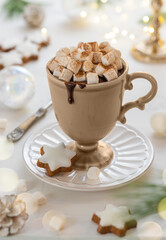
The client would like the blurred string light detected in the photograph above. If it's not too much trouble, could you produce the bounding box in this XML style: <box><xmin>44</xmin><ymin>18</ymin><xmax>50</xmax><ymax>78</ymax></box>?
<box><xmin>80</xmin><ymin>10</ymin><xmax>87</xmax><ymax>18</ymax></box>
<box><xmin>143</xmin><ymin>15</ymin><xmax>150</xmax><ymax>23</ymax></box>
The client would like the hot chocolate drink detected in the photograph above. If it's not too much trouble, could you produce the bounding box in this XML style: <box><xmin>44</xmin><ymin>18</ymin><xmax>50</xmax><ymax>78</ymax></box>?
<box><xmin>48</xmin><ymin>41</ymin><xmax>124</xmax><ymax>104</ymax></box>
<box><xmin>46</xmin><ymin>41</ymin><xmax>157</xmax><ymax>170</ymax></box>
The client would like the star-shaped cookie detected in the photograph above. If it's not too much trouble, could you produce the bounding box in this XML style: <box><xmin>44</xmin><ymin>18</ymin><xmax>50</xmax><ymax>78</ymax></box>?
<box><xmin>37</xmin><ymin>142</ymin><xmax>76</xmax><ymax>177</ymax></box>
<box><xmin>92</xmin><ymin>204</ymin><xmax>137</xmax><ymax>237</ymax></box>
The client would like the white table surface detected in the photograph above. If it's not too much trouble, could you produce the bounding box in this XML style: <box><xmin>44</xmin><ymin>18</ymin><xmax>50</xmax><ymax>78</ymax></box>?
<box><xmin>0</xmin><ymin>0</ymin><xmax>166</xmax><ymax>239</ymax></box>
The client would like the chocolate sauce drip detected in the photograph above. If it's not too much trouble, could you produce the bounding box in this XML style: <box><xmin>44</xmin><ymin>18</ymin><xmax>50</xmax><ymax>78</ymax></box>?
<box><xmin>79</xmin><ymin>83</ymin><xmax>86</xmax><ymax>89</ymax></box>
<box><xmin>65</xmin><ymin>82</ymin><xmax>76</xmax><ymax>104</ymax></box>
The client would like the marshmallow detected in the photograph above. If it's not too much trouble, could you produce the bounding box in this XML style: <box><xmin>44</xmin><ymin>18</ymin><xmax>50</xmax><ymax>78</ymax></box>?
<box><xmin>99</xmin><ymin>41</ymin><xmax>113</xmax><ymax>54</ymax></box>
<box><xmin>87</xmin><ymin>72</ymin><xmax>99</xmax><ymax>84</ymax></box>
<box><xmin>49</xmin><ymin>215</ymin><xmax>66</xmax><ymax>231</ymax></box>
<box><xmin>102</xmin><ymin>51</ymin><xmax>115</xmax><ymax>66</ymax></box>
<box><xmin>0</xmin><ymin>118</ymin><xmax>8</xmax><ymax>129</ymax></box>
<box><xmin>72</xmin><ymin>50</ymin><xmax>93</xmax><ymax>62</ymax></box>
<box><xmin>56</xmin><ymin>47</ymin><xmax>70</xmax><ymax>57</ymax></box>
<box><xmin>59</xmin><ymin>68</ymin><xmax>73</xmax><ymax>81</ymax></box>
<box><xmin>87</xmin><ymin>167</ymin><xmax>100</xmax><ymax>180</ymax></box>
<box><xmin>16</xmin><ymin>179</ymin><xmax>27</xmax><ymax>193</ymax></box>
<box><xmin>103</xmin><ymin>68</ymin><xmax>118</xmax><ymax>81</ymax></box>
<box><xmin>67</xmin><ymin>58</ymin><xmax>81</xmax><ymax>74</ymax></box>
<box><xmin>111</xmin><ymin>63</ymin><xmax>118</xmax><ymax>73</ymax></box>
<box><xmin>95</xmin><ymin>63</ymin><xmax>108</xmax><ymax>76</ymax></box>
<box><xmin>88</xmin><ymin>41</ymin><xmax>99</xmax><ymax>51</ymax></box>
<box><xmin>82</xmin><ymin>60</ymin><xmax>93</xmax><ymax>72</ymax></box>
<box><xmin>70</xmin><ymin>46</ymin><xmax>77</xmax><ymax>53</ymax></box>
<box><xmin>49</xmin><ymin>59</ymin><xmax>59</xmax><ymax>72</ymax></box>
<box><xmin>115</xmin><ymin>57</ymin><xmax>123</xmax><ymax>70</ymax></box>
<box><xmin>33</xmin><ymin>192</ymin><xmax>46</xmax><ymax>205</ymax></box>
<box><xmin>78</xmin><ymin>42</ymin><xmax>92</xmax><ymax>52</ymax></box>
<box><xmin>16</xmin><ymin>193</ymin><xmax>38</xmax><ymax>215</ymax></box>
<box><xmin>92</xmin><ymin>52</ymin><xmax>102</xmax><ymax>64</ymax></box>
<box><xmin>53</xmin><ymin>64</ymin><xmax>64</xmax><ymax>78</ymax></box>
<box><xmin>56</xmin><ymin>56</ymin><xmax>70</xmax><ymax>67</ymax></box>
<box><xmin>114</xmin><ymin>49</ymin><xmax>121</xmax><ymax>58</ymax></box>
<box><xmin>73</xmin><ymin>72</ymin><xmax>86</xmax><ymax>82</ymax></box>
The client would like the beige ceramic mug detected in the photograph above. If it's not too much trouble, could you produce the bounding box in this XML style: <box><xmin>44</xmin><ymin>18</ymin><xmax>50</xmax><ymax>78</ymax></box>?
<box><xmin>46</xmin><ymin>59</ymin><xmax>157</xmax><ymax>170</ymax></box>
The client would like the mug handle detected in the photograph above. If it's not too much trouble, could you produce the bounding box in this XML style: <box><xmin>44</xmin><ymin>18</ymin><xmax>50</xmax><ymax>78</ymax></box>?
<box><xmin>118</xmin><ymin>72</ymin><xmax>158</xmax><ymax>124</ymax></box>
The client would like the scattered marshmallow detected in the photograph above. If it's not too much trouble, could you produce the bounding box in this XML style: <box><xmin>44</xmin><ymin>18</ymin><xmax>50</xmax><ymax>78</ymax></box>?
<box><xmin>92</xmin><ymin>52</ymin><xmax>102</xmax><ymax>64</ymax></box>
<box><xmin>99</xmin><ymin>41</ymin><xmax>113</xmax><ymax>54</ymax></box>
<box><xmin>59</xmin><ymin>68</ymin><xmax>73</xmax><ymax>81</ymax></box>
<box><xmin>49</xmin><ymin>215</ymin><xmax>66</xmax><ymax>231</ymax></box>
<box><xmin>53</xmin><ymin>64</ymin><xmax>64</xmax><ymax>78</ymax></box>
<box><xmin>115</xmin><ymin>57</ymin><xmax>123</xmax><ymax>70</ymax></box>
<box><xmin>67</xmin><ymin>58</ymin><xmax>82</xmax><ymax>74</ymax></box>
<box><xmin>88</xmin><ymin>41</ymin><xmax>99</xmax><ymax>51</ymax></box>
<box><xmin>16</xmin><ymin>192</ymin><xmax>38</xmax><ymax>215</ymax></box>
<box><xmin>78</xmin><ymin>42</ymin><xmax>92</xmax><ymax>52</ymax></box>
<box><xmin>56</xmin><ymin>47</ymin><xmax>70</xmax><ymax>57</ymax></box>
<box><xmin>87</xmin><ymin>167</ymin><xmax>100</xmax><ymax>180</ymax></box>
<box><xmin>0</xmin><ymin>118</ymin><xmax>8</xmax><ymax>129</ymax></box>
<box><xmin>56</xmin><ymin>56</ymin><xmax>70</xmax><ymax>67</ymax></box>
<box><xmin>103</xmin><ymin>68</ymin><xmax>118</xmax><ymax>81</ymax></box>
<box><xmin>73</xmin><ymin>72</ymin><xmax>86</xmax><ymax>82</ymax></box>
<box><xmin>33</xmin><ymin>191</ymin><xmax>46</xmax><ymax>205</ymax></box>
<box><xmin>16</xmin><ymin>179</ymin><xmax>27</xmax><ymax>193</ymax></box>
<box><xmin>87</xmin><ymin>72</ymin><xmax>99</xmax><ymax>84</ymax></box>
<box><xmin>82</xmin><ymin>60</ymin><xmax>93</xmax><ymax>72</ymax></box>
<box><xmin>42</xmin><ymin>210</ymin><xmax>66</xmax><ymax>232</ymax></box>
<box><xmin>102</xmin><ymin>51</ymin><xmax>115</xmax><ymax>66</ymax></box>
<box><xmin>95</xmin><ymin>63</ymin><xmax>108</xmax><ymax>76</ymax></box>
<box><xmin>151</xmin><ymin>112</ymin><xmax>166</xmax><ymax>136</ymax></box>
<box><xmin>49</xmin><ymin>59</ymin><xmax>59</xmax><ymax>72</ymax></box>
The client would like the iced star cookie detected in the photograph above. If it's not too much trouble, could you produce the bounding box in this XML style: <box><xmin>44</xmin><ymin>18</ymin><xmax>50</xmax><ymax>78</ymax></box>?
<box><xmin>37</xmin><ymin>142</ymin><xmax>76</xmax><ymax>177</ymax></box>
<box><xmin>0</xmin><ymin>38</ymin><xmax>21</xmax><ymax>52</ymax></box>
<box><xmin>92</xmin><ymin>204</ymin><xmax>137</xmax><ymax>237</ymax></box>
<box><xmin>0</xmin><ymin>51</ymin><xmax>23</xmax><ymax>70</ymax></box>
<box><xmin>16</xmin><ymin>41</ymin><xmax>39</xmax><ymax>63</ymax></box>
<box><xmin>26</xmin><ymin>32</ymin><xmax>50</xmax><ymax>50</ymax></box>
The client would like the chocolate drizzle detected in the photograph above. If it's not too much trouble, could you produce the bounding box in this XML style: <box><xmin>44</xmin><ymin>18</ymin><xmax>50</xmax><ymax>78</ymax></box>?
<box><xmin>79</xmin><ymin>83</ymin><xmax>86</xmax><ymax>89</ymax></box>
<box><xmin>65</xmin><ymin>82</ymin><xmax>76</xmax><ymax>104</ymax></box>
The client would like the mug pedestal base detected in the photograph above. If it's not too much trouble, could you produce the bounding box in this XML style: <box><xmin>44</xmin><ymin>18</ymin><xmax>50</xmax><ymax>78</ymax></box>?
<box><xmin>67</xmin><ymin>141</ymin><xmax>113</xmax><ymax>170</ymax></box>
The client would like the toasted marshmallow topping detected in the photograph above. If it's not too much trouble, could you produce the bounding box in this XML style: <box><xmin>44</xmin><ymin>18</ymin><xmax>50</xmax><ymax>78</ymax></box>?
<box><xmin>104</xmin><ymin>68</ymin><xmax>118</xmax><ymax>81</ymax></box>
<box><xmin>82</xmin><ymin>60</ymin><xmax>94</xmax><ymax>72</ymax></box>
<box><xmin>74</xmin><ymin>72</ymin><xmax>86</xmax><ymax>82</ymax></box>
<box><xmin>59</xmin><ymin>68</ymin><xmax>73</xmax><ymax>81</ymax></box>
<box><xmin>51</xmin><ymin>41</ymin><xmax>123</xmax><ymax>84</ymax></box>
<box><xmin>87</xmin><ymin>72</ymin><xmax>99</xmax><ymax>84</ymax></box>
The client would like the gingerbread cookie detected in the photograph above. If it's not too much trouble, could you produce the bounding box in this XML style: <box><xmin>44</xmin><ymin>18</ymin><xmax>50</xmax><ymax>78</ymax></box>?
<box><xmin>0</xmin><ymin>51</ymin><xmax>23</xmax><ymax>70</ymax></box>
<box><xmin>26</xmin><ymin>32</ymin><xmax>50</xmax><ymax>50</ymax></box>
<box><xmin>92</xmin><ymin>204</ymin><xmax>137</xmax><ymax>237</ymax></box>
<box><xmin>0</xmin><ymin>38</ymin><xmax>21</xmax><ymax>52</ymax></box>
<box><xmin>37</xmin><ymin>142</ymin><xmax>76</xmax><ymax>177</ymax></box>
<box><xmin>16</xmin><ymin>41</ymin><xmax>39</xmax><ymax>63</ymax></box>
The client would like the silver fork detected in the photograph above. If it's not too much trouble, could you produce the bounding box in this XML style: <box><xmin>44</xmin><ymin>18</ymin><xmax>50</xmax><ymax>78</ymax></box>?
<box><xmin>7</xmin><ymin>100</ymin><xmax>52</xmax><ymax>142</ymax></box>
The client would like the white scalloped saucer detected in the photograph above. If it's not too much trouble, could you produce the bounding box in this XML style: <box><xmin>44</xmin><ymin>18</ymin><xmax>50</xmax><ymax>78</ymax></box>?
<box><xmin>23</xmin><ymin>122</ymin><xmax>154</xmax><ymax>191</ymax></box>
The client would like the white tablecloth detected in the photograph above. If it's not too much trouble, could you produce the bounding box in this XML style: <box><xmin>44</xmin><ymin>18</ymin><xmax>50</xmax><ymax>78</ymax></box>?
<box><xmin>0</xmin><ymin>0</ymin><xmax>166</xmax><ymax>239</ymax></box>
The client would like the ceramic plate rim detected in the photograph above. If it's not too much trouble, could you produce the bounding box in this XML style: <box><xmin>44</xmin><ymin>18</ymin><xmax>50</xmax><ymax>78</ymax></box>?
<box><xmin>23</xmin><ymin>122</ymin><xmax>154</xmax><ymax>191</ymax></box>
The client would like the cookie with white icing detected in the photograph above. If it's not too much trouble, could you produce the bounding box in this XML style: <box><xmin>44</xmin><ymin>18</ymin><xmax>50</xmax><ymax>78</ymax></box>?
<box><xmin>16</xmin><ymin>41</ymin><xmax>39</xmax><ymax>63</ymax></box>
<box><xmin>92</xmin><ymin>204</ymin><xmax>137</xmax><ymax>236</ymax></box>
<box><xmin>0</xmin><ymin>38</ymin><xmax>21</xmax><ymax>52</ymax></box>
<box><xmin>26</xmin><ymin>33</ymin><xmax>50</xmax><ymax>49</ymax></box>
<box><xmin>0</xmin><ymin>51</ymin><xmax>23</xmax><ymax>70</ymax></box>
<box><xmin>37</xmin><ymin>142</ymin><xmax>76</xmax><ymax>177</ymax></box>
